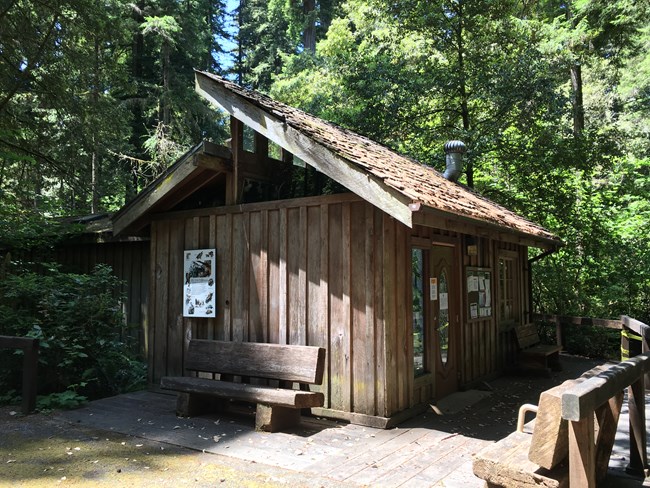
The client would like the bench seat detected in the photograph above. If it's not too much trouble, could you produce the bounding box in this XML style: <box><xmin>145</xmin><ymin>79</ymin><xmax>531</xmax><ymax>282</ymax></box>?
<box><xmin>160</xmin><ymin>339</ymin><xmax>326</xmax><ymax>432</ymax></box>
<box><xmin>473</xmin><ymin>431</ymin><xmax>568</xmax><ymax>488</ymax></box>
<box><xmin>515</xmin><ymin>324</ymin><xmax>562</xmax><ymax>374</ymax></box>
<box><xmin>160</xmin><ymin>376</ymin><xmax>324</xmax><ymax>408</ymax></box>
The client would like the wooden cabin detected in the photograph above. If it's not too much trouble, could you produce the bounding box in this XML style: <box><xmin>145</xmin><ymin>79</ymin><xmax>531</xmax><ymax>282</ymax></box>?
<box><xmin>112</xmin><ymin>71</ymin><xmax>562</xmax><ymax>428</ymax></box>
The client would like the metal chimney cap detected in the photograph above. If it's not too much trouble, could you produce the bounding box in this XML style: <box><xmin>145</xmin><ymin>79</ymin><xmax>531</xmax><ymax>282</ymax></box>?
<box><xmin>444</xmin><ymin>140</ymin><xmax>467</xmax><ymax>154</ymax></box>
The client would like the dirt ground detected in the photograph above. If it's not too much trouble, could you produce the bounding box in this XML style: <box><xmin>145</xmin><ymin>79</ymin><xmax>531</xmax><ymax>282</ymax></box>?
<box><xmin>0</xmin><ymin>405</ymin><xmax>346</xmax><ymax>487</ymax></box>
<box><xmin>0</xmin><ymin>354</ymin><xmax>611</xmax><ymax>487</ymax></box>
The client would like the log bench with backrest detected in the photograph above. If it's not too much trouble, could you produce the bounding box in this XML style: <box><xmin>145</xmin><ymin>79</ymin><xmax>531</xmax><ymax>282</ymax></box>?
<box><xmin>160</xmin><ymin>339</ymin><xmax>326</xmax><ymax>432</ymax></box>
<box><xmin>515</xmin><ymin>323</ymin><xmax>562</xmax><ymax>375</ymax></box>
<box><xmin>473</xmin><ymin>353</ymin><xmax>650</xmax><ymax>488</ymax></box>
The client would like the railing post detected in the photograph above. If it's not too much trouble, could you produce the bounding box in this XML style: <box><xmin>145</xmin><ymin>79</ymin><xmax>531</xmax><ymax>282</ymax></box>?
<box><xmin>568</xmin><ymin>413</ymin><xmax>596</xmax><ymax>487</ymax></box>
<box><xmin>555</xmin><ymin>315</ymin><xmax>563</xmax><ymax>348</ymax></box>
<box><xmin>627</xmin><ymin>375</ymin><xmax>649</xmax><ymax>477</ymax></box>
<box><xmin>21</xmin><ymin>338</ymin><xmax>39</xmax><ymax>414</ymax></box>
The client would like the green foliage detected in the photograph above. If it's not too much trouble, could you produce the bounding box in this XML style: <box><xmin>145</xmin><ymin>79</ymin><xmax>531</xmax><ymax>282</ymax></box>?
<box><xmin>36</xmin><ymin>388</ymin><xmax>88</xmax><ymax>412</ymax></box>
<box><xmin>538</xmin><ymin>321</ymin><xmax>620</xmax><ymax>360</ymax></box>
<box><xmin>1</xmin><ymin>0</ymin><xmax>649</xmax><ymax>336</ymax></box>
<box><xmin>272</xmin><ymin>0</ymin><xmax>650</xmax><ymax>323</ymax></box>
<box><xmin>0</xmin><ymin>265</ymin><xmax>146</xmax><ymax>406</ymax></box>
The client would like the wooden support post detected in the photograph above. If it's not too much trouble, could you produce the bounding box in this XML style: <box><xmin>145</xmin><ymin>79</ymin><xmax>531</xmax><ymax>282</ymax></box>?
<box><xmin>594</xmin><ymin>392</ymin><xmax>624</xmax><ymax>481</ymax></box>
<box><xmin>254</xmin><ymin>130</ymin><xmax>268</xmax><ymax>162</ymax></box>
<box><xmin>627</xmin><ymin>377</ymin><xmax>649</xmax><ymax>476</ymax></box>
<box><xmin>0</xmin><ymin>336</ymin><xmax>39</xmax><ymax>415</ymax></box>
<box><xmin>255</xmin><ymin>404</ymin><xmax>301</xmax><ymax>432</ymax></box>
<box><xmin>621</xmin><ymin>326</ymin><xmax>631</xmax><ymax>361</ymax></box>
<box><xmin>229</xmin><ymin>116</ymin><xmax>244</xmax><ymax>205</ymax></box>
<box><xmin>555</xmin><ymin>316</ymin><xmax>563</xmax><ymax>348</ymax></box>
<box><xmin>622</xmin><ymin>315</ymin><xmax>650</xmax><ymax>388</ymax></box>
<box><xmin>22</xmin><ymin>339</ymin><xmax>39</xmax><ymax>414</ymax></box>
<box><xmin>568</xmin><ymin>413</ymin><xmax>596</xmax><ymax>488</ymax></box>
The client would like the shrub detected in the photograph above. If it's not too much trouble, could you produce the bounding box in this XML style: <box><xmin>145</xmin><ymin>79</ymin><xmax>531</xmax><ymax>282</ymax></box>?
<box><xmin>0</xmin><ymin>264</ymin><xmax>146</xmax><ymax>407</ymax></box>
<box><xmin>537</xmin><ymin>320</ymin><xmax>620</xmax><ymax>360</ymax></box>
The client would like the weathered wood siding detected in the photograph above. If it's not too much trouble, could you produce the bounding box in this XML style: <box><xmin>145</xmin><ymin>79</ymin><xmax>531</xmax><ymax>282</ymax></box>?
<box><xmin>23</xmin><ymin>240</ymin><xmax>150</xmax><ymax>353</ymax></box>
<box><xmin>410</xmin><ymin>225</ymin><xmax>529</xmax><ymax>389</ymax></box>
<box><xmin>460</xmin><ymin>236</ymin><xmax>527</xmax><ymax>384</ymax></box>
<box><xmin>148</xmin><ymin>194</ymin><xmax>412</xmax><ymax>418</ymax></box>
<box><xmin>149</xmin><ymin>194</ymin><xmax>531</xmax><ymax>421</ymax></box>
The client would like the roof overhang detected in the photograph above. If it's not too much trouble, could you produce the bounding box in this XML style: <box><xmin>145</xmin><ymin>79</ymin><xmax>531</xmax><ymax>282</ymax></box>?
<box><xmin>194</xmin><ymin>71</ymin><xmax>562</xmax><ymax>250</ymax></box>
<box><xmin>195</xmin><ymin>70</ymin><xmax>415</xmax><ymax>228</ymax></box>
<box><xmin>112</xmin><ymin>142</ymin><xmax>231</xmax><ymax>236</ymax></box>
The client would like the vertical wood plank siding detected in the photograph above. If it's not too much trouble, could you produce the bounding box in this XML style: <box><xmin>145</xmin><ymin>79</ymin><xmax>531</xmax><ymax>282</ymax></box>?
<box><xmin>34</xmin><ymin>239</ymin><xmax>150</xmax><ymax>358</ymax></box>
<box><xmin>150</xmin><ymin>197</ymin><xmax>406</xmax><ymax>417</ymax></box>
<box><xmin>148</xmin><ymin>195</ymin><xmax>530</xmax><ymax>419</ymax></box>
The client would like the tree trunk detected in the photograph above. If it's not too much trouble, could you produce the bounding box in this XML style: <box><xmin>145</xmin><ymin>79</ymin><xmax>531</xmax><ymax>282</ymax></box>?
<box><xmin>237</xmin><ymin>0</ymin><xmax>245</xmax><ymax>84</ymax></box>
<box><xmin>206</xmin><ymin>2</ymin><xmax>214</xmax><ymax>70</ymax></box>
<box><xmin>303</xmin><ymin>0</ymin><xmax>316</xmax><ymax>52</ymax></box>
<box><xmin>162</xmin><ymin>40</ymin><xmax>171</xmax><ymax>127</ymax></box>
<box><xmin>455</xmin><ymin>2</ymin><xmax>472</xmax><ymax>188</ymax></box>
<box><xmin>570</xmin><ymin>63</ymin><xmax>584</xmax><ymax>136</ymax></box>
<box><xmin>91</xmin><ymin>36</ymin><xmax>100</xmax><ymax>214</ymax></box>
<box><xmin>566</xmin><ymin>2</ymin><xmax>584</xmax><ymax>136</ymax></box>
<box><xmin>127</xmin><ymin>0</ymin><xmax>146</xmax><ymax>201</ymax></box>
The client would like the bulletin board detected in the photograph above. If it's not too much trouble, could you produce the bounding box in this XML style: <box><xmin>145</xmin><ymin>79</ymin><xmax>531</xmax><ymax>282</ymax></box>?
<box><xmin>466</xmin><ymin>267</ymin><xmax>492</xmax><ymax>320</ymax></box>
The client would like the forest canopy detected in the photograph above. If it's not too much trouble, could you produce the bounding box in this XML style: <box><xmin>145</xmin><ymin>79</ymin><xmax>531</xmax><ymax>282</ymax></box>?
<box><xmin>1</xmin><ymin>0</ymin><xmax>648</xmax><ymax>321</ymax></box>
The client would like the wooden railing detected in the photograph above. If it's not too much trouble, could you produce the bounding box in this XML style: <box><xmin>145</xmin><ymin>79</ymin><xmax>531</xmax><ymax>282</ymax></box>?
<box><xmin>533</xmin><ymin>313</ymin><xmax>622</xmax><ymax>348</ymax></box>
<box><xmin>561</xmin><ymin>352</ymin><xmax>650</xmax><ymax>486</ymax></box>
<box><xmin>533</xmin><ymin>314</ymin><xmax>650</xmax><ymax>484</ymax></box>
<box><xmin>0</xmin><ymin>336</ymin><xmax>39</xmax><ymax>414</ymax></box>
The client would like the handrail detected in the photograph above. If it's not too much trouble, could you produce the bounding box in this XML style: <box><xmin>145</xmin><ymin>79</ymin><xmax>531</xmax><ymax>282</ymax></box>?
<box><xmin>534</xmin><ymin>313</ymin><xmax>622</xmax><ymax>330</ymax></box>
<box><xmin>0</xmin><ymin>335</ymin><xmax>39</xmax><ymax>414</ymax></box>
<box><xmin>559</xmin><ymin>351</ymin><xmax>650</xmax><ymax>486</ymax></box>
<box><xmin>561</xmin><ymin>352</ymin><xmax>650</xmax><ymax>422</ymax></box>
<box><xmin>622</xmin><ymin>315</ymin><xmax>650</xmax><ymax>340</ymax></box>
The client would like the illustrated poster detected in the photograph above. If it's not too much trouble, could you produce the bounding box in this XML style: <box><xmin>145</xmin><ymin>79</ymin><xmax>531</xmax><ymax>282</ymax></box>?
<box><xmin>183</xmin><ymin>249</ymin><xmax>216</xmax><ymax>318</ymax></box>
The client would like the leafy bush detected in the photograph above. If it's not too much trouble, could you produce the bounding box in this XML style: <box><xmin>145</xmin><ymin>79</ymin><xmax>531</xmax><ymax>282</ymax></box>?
<box><xmin>537</xmin><ymin>321</ymin><xmax>620</xmax><ymax>360</ymax></box>
<box><xmin>0</xmin><ymin>264</ymin><xmax>146</xmax><ymax>408</ymax></box>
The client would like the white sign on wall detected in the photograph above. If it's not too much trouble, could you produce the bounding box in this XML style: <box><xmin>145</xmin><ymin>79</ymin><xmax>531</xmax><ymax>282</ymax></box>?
<box><xmin>183</xmin><ymin>249</ymin><xmax>216</xmax><ymax>318</ymax></box>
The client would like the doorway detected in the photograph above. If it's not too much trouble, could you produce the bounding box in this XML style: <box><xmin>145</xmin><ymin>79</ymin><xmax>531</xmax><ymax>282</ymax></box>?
<box><xmin>412</xmin><ymin>242</ymin><xmax>459</xmax><ymax>400</ymax></box>
<box><xmin>431</xmin><ymin>244</ymin><xmax>458</xmax><ymax>398</ymax></box>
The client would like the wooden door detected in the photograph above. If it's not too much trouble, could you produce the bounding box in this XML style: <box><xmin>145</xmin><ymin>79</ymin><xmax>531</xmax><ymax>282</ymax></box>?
<box><xmin>431</xmin><ymin>244</ymin><xmax>459</xmax><ymax>398</ymax></box>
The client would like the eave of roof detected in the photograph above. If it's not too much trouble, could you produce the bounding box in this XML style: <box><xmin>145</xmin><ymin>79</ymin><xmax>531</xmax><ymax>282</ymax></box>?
<box><xmin>112</xmin><ymin>142</ymin><xmax>231</xmax><ymax>236</ymax></box>
<box><xmin>195</xmin><ymin>70</ymin><xmax>562</xmax><ymax>250</ymax></box>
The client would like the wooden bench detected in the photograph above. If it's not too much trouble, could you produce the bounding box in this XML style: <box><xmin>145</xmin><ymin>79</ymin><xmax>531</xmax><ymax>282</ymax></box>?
<box><xmin>161</xmin><ymin>339</ymin><xmax>326</xmax><ymax>432</ymax></box>
<box><xmin>473</xmin><ymin>354</ymin><xmax>650</xmax><ymax>487</ymax></box>
<box><xmin>515</xmin><ymin>323</ymin><xmax>562</xmax><ymax>374</ymax></box>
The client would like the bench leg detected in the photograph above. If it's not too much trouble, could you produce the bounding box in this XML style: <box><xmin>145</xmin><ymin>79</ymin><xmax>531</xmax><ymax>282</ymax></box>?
<box><xmin>549</xmin><ymin>352</ymin><xmax>562</xmax><ymax>372</ymax></box>
<box><xmin>176</xmin><ymin>393</ymin><xmax>217</xmax><ymax>417</ymax></box>
<box><xmin>255</xmin><ymin>404</ymin><xmax>301</xmax><ymax>432</ymax></box>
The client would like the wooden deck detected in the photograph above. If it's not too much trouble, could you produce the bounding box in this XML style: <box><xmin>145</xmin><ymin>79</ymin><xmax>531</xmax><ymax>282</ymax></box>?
<box><xmin>58</xmin><ymin>390</ymin><xmax>488</xmax><ymax>486</ymax></box>
<box><xmin>56</xmin><ymin>356</ymin><xmax>650</xmax><ymax>487</ymax></box>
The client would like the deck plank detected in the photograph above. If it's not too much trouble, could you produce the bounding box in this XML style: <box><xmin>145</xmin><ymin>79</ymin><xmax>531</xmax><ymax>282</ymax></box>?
<box><xmin>54</xmin><ymin>383</ymin><xmax>645</xmax><ymax>488</ymax></box>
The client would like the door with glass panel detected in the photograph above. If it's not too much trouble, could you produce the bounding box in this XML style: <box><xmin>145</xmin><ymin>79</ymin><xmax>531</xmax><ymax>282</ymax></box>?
<box><xmin>412</xmin><ymin>243</ymin><xmax>458</xmax><ymax>400</ymax></box>
<box><xmin>431</xmin><ymin>244</ymin><xmax>458</xmax><ymax>398</ymax></box>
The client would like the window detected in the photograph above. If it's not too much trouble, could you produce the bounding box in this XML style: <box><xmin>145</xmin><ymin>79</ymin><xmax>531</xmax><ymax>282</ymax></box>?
<box><xmin>499</xmin><ymin>255</ymin><xmax>518</xmax><ymax>323</ymax></box>
<box><xmin>412</xmin><ymin>248</ymin><xmax>426</xmax><ymax>377</ymax></box>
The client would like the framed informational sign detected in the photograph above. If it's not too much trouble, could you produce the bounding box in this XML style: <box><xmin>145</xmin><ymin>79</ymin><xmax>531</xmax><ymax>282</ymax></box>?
<box><xmin>466</xmin><ymin>267</ymin><xmax>492</xmax><ymax>320</ymax></box>
<box><xmin>183</xmin><ymin>249</ymin><xmax>216</xmax><ymax>318</ymax></box>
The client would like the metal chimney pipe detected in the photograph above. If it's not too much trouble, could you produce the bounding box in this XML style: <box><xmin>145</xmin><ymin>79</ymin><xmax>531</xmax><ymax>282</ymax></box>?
<box><xmin>443</xmin><ymin>140</ymin><xmax>467</xmax><ymax>182</ymax></box>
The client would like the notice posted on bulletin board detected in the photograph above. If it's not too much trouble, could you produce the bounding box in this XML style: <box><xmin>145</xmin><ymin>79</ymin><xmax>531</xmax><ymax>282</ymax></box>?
<box><xmin>466</xmin><ymin>267</ymin><xmax>491</xmax><ymax>320</ymax></box>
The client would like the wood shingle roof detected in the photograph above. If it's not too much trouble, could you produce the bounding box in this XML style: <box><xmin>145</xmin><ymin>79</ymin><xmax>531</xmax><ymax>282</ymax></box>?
<box><xmin>195</xmin><ymin>71</ymin><xmax>561</xmax><ymax>249</ymax></box>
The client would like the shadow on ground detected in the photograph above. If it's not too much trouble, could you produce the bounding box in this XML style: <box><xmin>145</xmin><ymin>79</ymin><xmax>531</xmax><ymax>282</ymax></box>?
<box><xmin>405</xmin><ymin>354</ymin><xmax>608</xmax><ymax>441</ymax></box>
